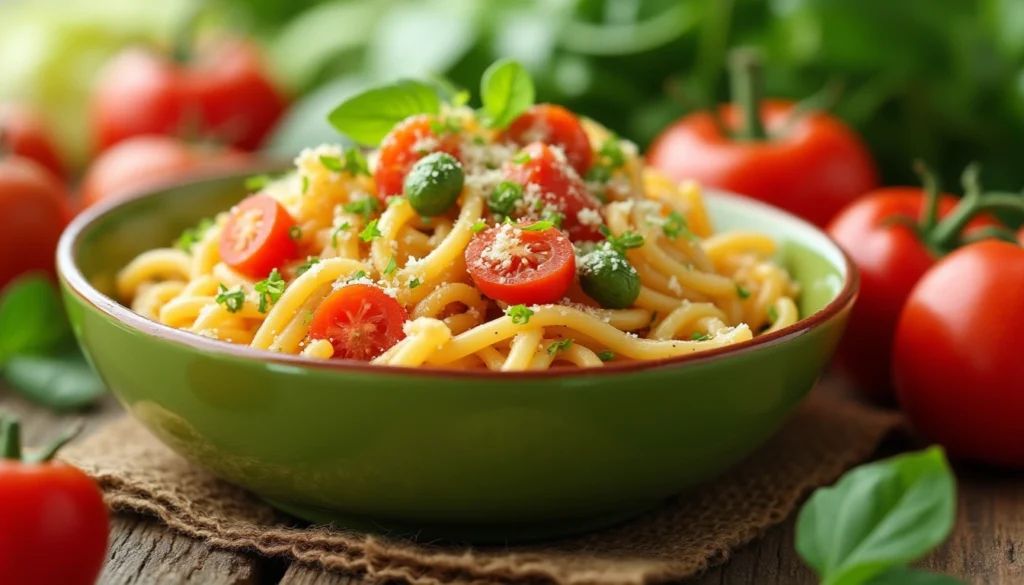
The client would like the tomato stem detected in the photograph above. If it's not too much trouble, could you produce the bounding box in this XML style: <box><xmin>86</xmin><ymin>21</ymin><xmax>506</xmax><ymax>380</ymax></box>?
<box><xmin>26</xmin><ymin>420</ymin><xmax>84</xmax><ymax>464</ymax></box>
<box><xmin>776</xmin><ymin>77</ymin><xmax>845</xmax><ymax>136</ymax></box>
<box><xmin>1</xmin><ymin>415</ymin><xmax>22</xmax><ymax>460</ymax></box>
<box><xmin>728</xmin><ymin>48</ymin><xmax>767</xmax><ymax>142</ymax></box>
<box><xmin>172</xmin><ymin>2</ymin><xmax>204</xmax><ymax>64</ymax></box>
<box><xmin>915</xmin><ymin>161</ymin><xmax>943</xmax><ymax>234</ymax></box>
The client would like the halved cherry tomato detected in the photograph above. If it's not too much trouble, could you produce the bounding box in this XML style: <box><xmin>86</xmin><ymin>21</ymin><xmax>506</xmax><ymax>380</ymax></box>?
<box><xmin>894</xmin><ymin>240</ymin><xmax>1024</xmax><ymax>467</ymax></box>
<box><xmin>501</xmin><ymin>142</ymin><xmax>604</xmax><ymax>242</ymax></box>
<box><xmin>465</xmin><ymin>222</ymin><xmax>576</xmax><ymax>305</ymax></box>
<box><xmin>374</xmin><ymin>115</ymin><xmax>462</xmax><ymax>202</ymax></box>
<box><xmin>501</xmin><ymin>104</ymin><xmax>593</xmax><ymax>176</ymax></box>
<box><xmin>308</xmin><ymin>284</ymin><xmax>408</xmax><ymax>361</ymax></box>
<box><xmin>0</xmin><ymin>103</ymin><xmax>65</xmax><ymax>179</ymax></box>
<box><xmin>827</xmin><ymin>185</ymin><xmax>1000</xmax><ymax>402</ymax></box>
<box><xmin>218</xmin><ymin>194</ymin><xmax>298</xmax><ymax>278</ymax></box>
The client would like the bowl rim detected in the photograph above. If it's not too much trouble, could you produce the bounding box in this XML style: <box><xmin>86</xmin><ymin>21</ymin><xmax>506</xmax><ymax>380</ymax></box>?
<box><xmin>57</xmin><ymin>164</ymin><xmax>859</xmax><ymax>380</ymax></box>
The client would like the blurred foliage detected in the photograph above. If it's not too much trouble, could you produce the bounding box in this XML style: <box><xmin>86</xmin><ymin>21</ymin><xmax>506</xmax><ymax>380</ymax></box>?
<box><xmin>2</xmin><ymin>0</ymin><xmax>1024</xmax><ymax>192</ymax></box>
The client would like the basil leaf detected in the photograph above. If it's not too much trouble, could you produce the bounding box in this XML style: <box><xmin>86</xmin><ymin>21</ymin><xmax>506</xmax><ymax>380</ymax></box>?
<box><xmin>865</xmin><ymin>567</ymin><xmax>965</xmax><ymax>585</ymax></box>
<box><xmin>479</xmin><ymin>58</ymin><xmax>534</xmax><ymax>129</ymax></box>
<box><xmin>0</xmin><ymin>275</ymin><xmax>70</xmax><ymax>361</ymax></box>
<box><xmin>796</xmin><ymin>447</ymin><xmax>956</xmax><ymax>585</ymax></box>
<box><xmin>3</xmin><ymin>350</ymin><xmax>105</xmax><ymax>412</ymax></box>
<box><xmin>327</xmin><ymin>79</ymin><xmax>441</xmax><ymax>145</ymax></box>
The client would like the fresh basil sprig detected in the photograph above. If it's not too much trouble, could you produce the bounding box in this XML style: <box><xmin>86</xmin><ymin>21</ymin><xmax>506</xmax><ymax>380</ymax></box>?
<box><xmin>328</xmin><ymin>79</ymin><xmax>441</xmax><ymax>145</ymax></box>
<box><xmin>479</xmin><ymin>58</ymin><xmax>534</xmax><ymax>129</ymax></box>
<box><xmin>796</xmin><ymin>447</ymin><xmax>962</xmax><ymax>585</ymax></box>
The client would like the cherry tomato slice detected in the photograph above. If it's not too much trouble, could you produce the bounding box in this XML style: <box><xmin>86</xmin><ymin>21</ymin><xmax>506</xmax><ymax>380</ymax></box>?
<box><xmin>218</xmin><ymin>194</ymin><xmax>298</xmax><ymax>278</ymax></box>
<box><xmin>501</xmin><ymin>104</ymin><xmax>593</xmax><ymax>176</ymax></box>
<box><xmin>373</xmin><ymin>115</ymin><xmax>462</xmax><ymax>202</ymax></box>
<box><xmin>465</xmin><ymin>223</ymin><xmax>576</xmax><ymax>305</ymax></box>
<box><xmin>308</xmin><ymin>284</ymin><xmax>408</xmax><ymax>361</ymax></box>
<box><xmin>501</xmin><ymin>142</ymin><xmax>604</xmax><ymax>242</ymax></box>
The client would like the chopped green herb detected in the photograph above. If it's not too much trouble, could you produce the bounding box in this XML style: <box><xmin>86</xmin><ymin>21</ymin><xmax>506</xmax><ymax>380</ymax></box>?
<box><xmin>598</xmin><ymin>136</ymin><xmax>627</xmax><ymax>168</ymax></box>
<box><xmin>214</xmin><ymin>284</ymin><xmax>245</xmax><ymax>313</ymax></box>
<box><xmin>586</xmin><ymin>165</ymin><xmax>612</xmax><ymax>183</ymax></box>
<box><xmin>409</xmin><ymin>277</ymin><xmax>421</xmax><ymax>289</ymax></box>
<box><xmin>359</xmin><ymin>219</ymin><xmax>382</xmax><ymax>242</ymax></box>
<box><xmin>736</xmin><ymin>284</ymin><xmax>751</xmax><ymax>299</ymax></box>
<box><xmin>245</xmin><ymin>174</ymin><xmax>272</xmax><ymax>191</ymax></box>
<box><xmin>428</xmin><ymin>117</ymin><xmax>462</xmax><ymax>136</ymax></box>
<box><xmin>343</xmin><ymin>148</ymin><xmax>371</xmax><ymax>176</ymax></box>
<box><xmin>383</xmin><ymin>255</ymin><xmax>398</xmax><ymax>275</ymax></box>
<box><xmin>295</xmin><ymin>256</ymin><xmax>320</xmax><ymax>276</ymax></box>
<box><xmin>691</xmin><ymin>332</ymin><xmax>712</xmax><ymax>341</ymax></box>
<box><xmin>541</xmin><ymin>209</ymin><xmax>565</xmax><ymax>229</ymax></box>
<box><xmin>521</xmin><ymin>220</ymin><xmax>554</xmax><ymax>232</ymax></box>
<box><xmin>600</xmin><ymin>226</ymin><xmax>645</xmax><ymax>254</ymax></box>
<box><xmin>768</xmin><ymin>305</ymin><xmax>779</xmax><ymax>323</ymax></box>
<box><xmin>471</xmin><ymin>220</ymin><xmax>488</xmax><ymax>233</ymax></box>
<box><xmin>342</xmin><ymin>197</ymin><xmax>379</xmax><ymax>219</ymax></box>
<box><xmin>301</xmin><ymin>174</ymin><xmax>310</xmax><ymax>194</ymax></box>
<box><xmin>319</xmin><ymin>154</ymin><xmax>344</xmax><ymax>172</ymax></box>
<box><xmin>597</xmin><ymin>350</ymin><xmax>615</xmax><ymax>362</ymax></box>
<box><xmin>254</xmin><ymin>269</ymin><xmax>286</xmax><ymax>313</ymax></box>
<box><xmin>472</xmin><ymin>135</ymin><xmax>486</xmax><ymax>145</ymax></box>
<box><xmin>507</xmin><ymin>304</ymin><xmax>534</xmax><ymax>324</ymax></box>
<box><xmin>547</xmin><ymin>338</ymin><xmax>574</xmax><ymax>356</ymax></box>
<box><xmin>289</xmin><ymin>226</ymin><xmax>302</xmax><ymax>241</ymax></box>
<box><xmin>662</xmin><ymin>211</ymin><xmax>695</xmax><ymax>241</ymax></box>
<box><xmin>350</xmin><ymin>270</ymin><xmax>368</xmax><ymax>281</ymax></box>
<box><xmin>331</xmin><ymin>222</ymin><xmax>351</xmax><ymax>247</ymax></box>
<box><xmin>512</xmin><ymin>151</ymin><xmax>531</xmax><ymax>164</ymax></box>
<box><xmin>488</xmin><ymin>180</ymin><xmax>524</xmax><ymax>216</ymax></box>
<box><xmin>175</xmin><ymin>218</ymin><xmax>215</xmax><ymax>251</ymax></box>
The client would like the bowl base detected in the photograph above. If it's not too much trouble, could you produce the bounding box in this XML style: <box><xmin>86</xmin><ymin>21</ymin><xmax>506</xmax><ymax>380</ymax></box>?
<box><xmin>262</xmin><ymin>497</ymin><xmax>664</xmax><ymax>544</ymax></box>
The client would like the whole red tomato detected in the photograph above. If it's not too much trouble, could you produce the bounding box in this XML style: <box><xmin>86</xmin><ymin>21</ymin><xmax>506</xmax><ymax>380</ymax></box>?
<box><xmin>0</xmin><ymin>155</ymin><xmax>72</xmax><ymax>288</ymax></box>
<box><xmin>91</xmin><ymin>37</ymin><xmax>286</xmax><ymax>152</ymax></box>
<box><xmin>827</xmin><ymin>188</ymin><xmax>998</xmax><ymax>401</ymax></box>
<box><xmin>0</xmin><ymin>102</ymin><xmax>65</xmax><ymax>178</ymax></box>
<box><xmin>647</xmin><ymin>51</ymin><xmax>878</xmax><ymax>228</ymax></box>
<box><xmin>0</xmin><ymin>418</ymin><xmax>109</xmax><ymax>585</ymax></box>
<box><xmin>80</xmin><ymin>135</ymin><xmax>247</xmax><ymax>208</ymax></box>
<box><xmin>893</xmin><ymin>240</ymin><xmax>1024</xmax><ymax>467</ymax></box>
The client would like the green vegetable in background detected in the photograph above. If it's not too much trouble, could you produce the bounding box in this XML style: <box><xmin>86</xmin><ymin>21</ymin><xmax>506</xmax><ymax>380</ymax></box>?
<box><xmin>0</xmin><ymin>275</ymin><xmax>104</xmax><ymax>411</ymax></box>
<box><xmin>795</xmin><ymin>447</ymin><xmax>961</xmax><ymax>585</ymax></box>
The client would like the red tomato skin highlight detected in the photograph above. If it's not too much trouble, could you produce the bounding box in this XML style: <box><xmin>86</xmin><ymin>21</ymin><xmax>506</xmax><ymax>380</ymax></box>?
<box><xmin>91</xmin><ymin>40</ymin><xmax>286</xmax><ymax>153</ymax></box>
<box><xmin>465</xmin><ymin>225</ymin><xmax>577</xmax><ymax>306</ymax></box>
<box><xmin>827</xmin><ymin>189</ymin><xmax>999</xmax><ymax>401</ymax></box>
<box><xmin>647</xmin><ymin>100</ymin><xmax>879</xmax><ymax>228</ymax></box>
<box><xmin>0</xmin><ymin>102</ymin><xmax>66</xmax><ymax>178</ymax></box>
<box><xmin>218</xmin><ymin>195</ymin><xmax>299</xmax><ymax>279</ymax></box>
<box><xmin>308</xmin><ymin>285</ymin><xmax>408</xmax><ymax>361</ymax></box>
<box><xmin>373</xmin><ymin>115</ymin><xmax>462</xmax><ymax>202</ymax></box>
<box><xmin>501</xmin><ymin>104</ymin><xmax>593</xmax><ymax>176</ymax></box>
<box><xmin>501</xmin><ymin>142</ymin><xmax>604</xmax><ymax>242</ymax></box>
<box><xmin>0</xmin><ymin>157</ymin><xmax>72</xmax><ymax>288</ymax></box>
<box><xmin>79</xmin><ymin>135</ymin><xmax>246</xmax><ymax>208</ymax></box>
<box><xmin>894</xmin><ymin>240</ymin><xmax>1024</xmax><ymax>468</ymax></box>
<box><xmin>0</xmin><ymin>462</ymin><xmax>109</xmax><ymax>585</ymax></box>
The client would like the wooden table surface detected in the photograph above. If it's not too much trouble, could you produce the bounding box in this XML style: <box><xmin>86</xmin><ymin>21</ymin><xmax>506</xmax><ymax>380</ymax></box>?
<box><xmin>4</xmin><ymin>387</ymin><xmax>1021</xmax><ymax>585</ymax></box>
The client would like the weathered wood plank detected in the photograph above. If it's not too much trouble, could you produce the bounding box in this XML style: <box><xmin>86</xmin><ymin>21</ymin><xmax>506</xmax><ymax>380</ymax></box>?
<box><xmin>279</xmin><ymin>564</ymin><xmax>369</xmax><ymax>585</ymax></box>
<box><xmin>99</xmin><ymin>515</ymin><xmax>263</xmax><ymax>585</ymax></box>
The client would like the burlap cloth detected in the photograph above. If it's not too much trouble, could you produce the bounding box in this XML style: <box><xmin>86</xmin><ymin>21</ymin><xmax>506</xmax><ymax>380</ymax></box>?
<box><xmin>60</xmin><ymin>392</ymin><xmax>902</xmax><ymax>585</ymax></box>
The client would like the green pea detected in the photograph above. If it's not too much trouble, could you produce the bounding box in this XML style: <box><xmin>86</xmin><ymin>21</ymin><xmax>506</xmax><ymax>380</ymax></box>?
<box><xmin>404</xmin><ymin>152</ymin><xmax>464</xmax><ymax>217</ymax></box>
<box><xmin>488</xmin><ymin>180</ymin><xmax>523</xmax><ymax>216</ymax></box>
<box><xmin>578</xmin><ymin>247</ymin><xmax>641</xmax><ymax>309</ymax></box>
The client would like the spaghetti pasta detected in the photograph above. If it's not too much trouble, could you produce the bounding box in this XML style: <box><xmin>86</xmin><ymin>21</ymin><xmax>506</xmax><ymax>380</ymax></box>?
<box><xmin>116</xmin><ymin>103</ymin><xmax>800</xmax><ymax>370</ymax></box>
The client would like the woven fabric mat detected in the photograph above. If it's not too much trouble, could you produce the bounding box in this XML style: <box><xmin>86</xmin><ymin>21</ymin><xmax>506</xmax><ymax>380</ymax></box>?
<box><xmin>61</xmin><ymin>393</ymin><xmax>902</xmax><ymax>585</ymax></box>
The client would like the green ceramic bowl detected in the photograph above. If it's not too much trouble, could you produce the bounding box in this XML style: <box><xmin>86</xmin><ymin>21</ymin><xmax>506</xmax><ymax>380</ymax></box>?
<box><xmin>57</xmin><ymin>168</ymin><xmax>856</xmax><ymax>543</ymax></box>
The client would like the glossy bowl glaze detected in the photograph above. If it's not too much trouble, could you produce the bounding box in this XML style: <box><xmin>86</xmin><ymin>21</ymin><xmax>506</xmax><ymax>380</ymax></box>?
<box><xmin>57</xmin><ymin>168</ymin><xmax>857</xmax><ymax>543</ymax></box>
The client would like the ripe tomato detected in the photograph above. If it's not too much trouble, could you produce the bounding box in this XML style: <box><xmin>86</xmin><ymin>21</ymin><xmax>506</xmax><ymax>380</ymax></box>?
<box><xmin>465</xmin><ymin>222</ymin><xmax>576</xmax><ymax>305</ymax></box>
<box><xmin>308</xmin><ymin>284</ymin><xmax>408</xmax><ymax>361</ymax></box>
<box><xmin>0</xmin><ymin>419</ymin><xmax>109</xmax><ymax>585</ymax></box>
<box><xmin>827</xmin><ymin>189</ymin><xmax>1000</xmax><ymax>401</ymax></box>
<box><xmin>0</xmin><ymin>156</ymin><xmax>72</xmax><ymax>288</ymax></box>
<box><xmin>0</xmin><ymin>103</ymin><xmax>65</xmax><ymax>178</ymax></box>
<box><xmin>501</xmin><ymin>142</ymin><xmax>604</xmax><ymax>242</ymax></box>
<box><xmin>219</xmin><ymin>194</ymin><xmax>298</xmax><ymax>279</ymax></box>
<box><xmin>91</xmin><ymin>38</ymin><xmax>286</xmax><ymax>152</ymax></box>
<box><xmin>501</xmin><ymin>104</ymin><xmax>593</xmax><ymax>176</ymax></box>
<box><xmin>80</xmin><ymin>135</ymin><xmax>247</xmax><ymax>208</ymax></box>
<box><xmin>893</xmin><ymin>240</ymin><xmax>1024</xmax><ymax>467</ymax></box>
<box><xmin>648</xmin><ymin>100</ymin><xmax>878</xmax><ymax>228</ymax></box>
<box><xmin>374</xmin><ymin>115</ymin><xmax>462</xmax><ymax>202</ymax></box>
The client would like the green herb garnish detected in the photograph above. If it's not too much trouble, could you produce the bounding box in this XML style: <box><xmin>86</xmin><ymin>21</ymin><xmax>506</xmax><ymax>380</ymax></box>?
<box><xmin>409</xmin><ymin>277</ymin><xmax>421</xmax><ymax>289</ymax></box>
<box><xmin>301</xmin><ymin>175</ymin><xmax>310</xmax><ymax>194</ymax></box>
<box><xmin>359</xmin><ymin>219</ymin><xmax>383</xmax><ymax>242</ymax></box>
<box><xmin>736</xmin><ymin>284</ymin><xmax>751</xmax><ymax>299</ymax></box>
<box><xmin>331</xmin><ymin>222</ymin><xmax>351</xmax><ymax>247</ymax></box>
<box><xmin>662</xmin><ymin>211</ymin><xmax>695</xmax><ymax>241</ymax></box>
<box><xmin>600</xmin><ymin>226</ymin><xmax>644</xmax><ymax>255</ymax></box>
<box><xmin>471</xmin><ymin>220</ymin><xmax>488</xmax><ymax>233</ymax></box>
<box><xmin>175</xmin><ymin>218</ymin><xmax>214</xmax><ymax>251</ymax></box>
<box><xmin>691</xmin><ymin>332</ymin><xmax>712</xmax><ymax>341</ymax></box>
<box><xmin>383</xmin><ymin>255</ymin><xmax>398</xmax><ymax>275</ymax></box>
<box><xmin>479</xmin><ymin>58</ymin><xmax>535</xmax><ymax>129</ymax></box>
<box><xmin>488</xmin><ymin>180</ymin><xmax>524</xmax><ymax>216</ymax></box>
<box><xmin>512</xmin><ymin>151</ymin><xmax>531</xmax><ymax>164</ymax></box>
<box><xmin>597</xmin><ymin>350</ymin><xmax>615</xmax><ymax>362</ymax></box>
<box><xmin>547</xmin><ymin>338</ymin><xmax>574</xmax><ymax>356</ymax></box>
<box><xmin>507</xmin><ymin>304</ymin><xmax>534</xmax><ymax>324</ymax></box>
<box><xmin>295</xmin><ymin>256</ymin><xmax>320</xmax><ymax>276</ymax></box>
<box><xmin>343</xmin><ymin>197</ymin><xmax>379</xmax><ymax>219</ymax></box>
<box><xmin>327</xmin><ymin>79</ymin><xmax>441</xmax><ymax>146</ymax></box>
<box><xmin>254</xmin><ymin>269</ymin><xmax>286</xmax><ymax>313</ymax></box>
<box><xmin>768</xmin><ymin>305</ymin><xmax>779</xmax><ymax>323</ymax></box>
<box><xmin>521</xmin><ymin>220</ymin><xmax>554</xmax><ymax>232</ymax></box>
<box><xmin>214</xmin><ymin>284</ymin><xmax>245</xmax><ymax>314</ymax></box>
<box><xmin>245</xmin><ymin>175</ymin><xmax>272</xmax><ymax>191</ymax></box>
